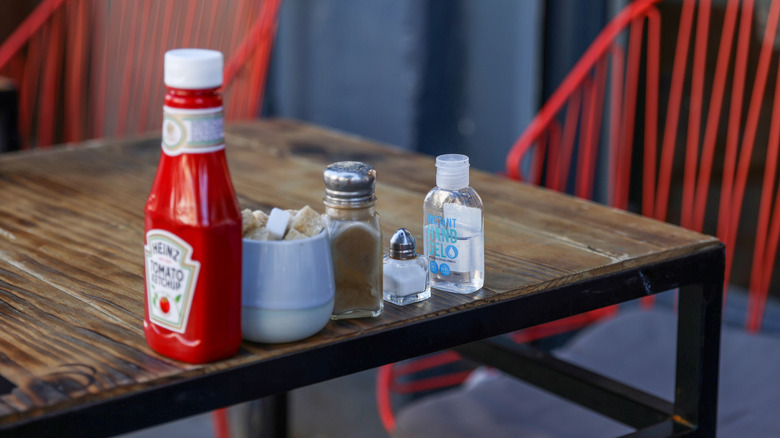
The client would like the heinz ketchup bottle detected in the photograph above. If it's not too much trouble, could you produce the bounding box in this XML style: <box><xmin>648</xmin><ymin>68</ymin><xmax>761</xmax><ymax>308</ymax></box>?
<box><xmin>144</xmin><ymin>49</ymin><xmax>242</xmax><ymax>363</ymax></box>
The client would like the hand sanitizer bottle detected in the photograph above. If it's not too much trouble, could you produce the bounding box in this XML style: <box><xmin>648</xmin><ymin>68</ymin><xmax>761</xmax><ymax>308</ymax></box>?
<box><xmin>423</xmin><ymin>154</ymin><xmax>484</xmax><ymax>294</ymax></box>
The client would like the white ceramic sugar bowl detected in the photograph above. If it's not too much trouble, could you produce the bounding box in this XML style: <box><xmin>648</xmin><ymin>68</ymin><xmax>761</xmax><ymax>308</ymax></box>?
<box><xmin>242</xmin><ymin>230</ymin><xmax>335</xmax><ymax>343</ymax></box>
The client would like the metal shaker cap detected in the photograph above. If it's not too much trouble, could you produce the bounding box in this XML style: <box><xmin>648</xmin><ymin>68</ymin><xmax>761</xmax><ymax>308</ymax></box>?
<box><xmin>389</xmin><ymin>228</ymin><xmax>418</xmax><ymax>260</ymax></box>
<box><xmin>323</xmin><ymin>161</ymin><xmax>376</xmax><ymax>205</ymax></box>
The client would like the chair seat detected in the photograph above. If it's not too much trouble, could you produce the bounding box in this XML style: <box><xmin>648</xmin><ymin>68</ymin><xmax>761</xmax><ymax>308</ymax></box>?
<box><xmin>393</xmin><ymin>308</ymin><xmax>780</xmax><ymax>437</ymax></box>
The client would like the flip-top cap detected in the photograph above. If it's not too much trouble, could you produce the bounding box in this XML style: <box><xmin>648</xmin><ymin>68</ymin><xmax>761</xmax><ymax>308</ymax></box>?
<box><xmin>164</xmin><ymin>49</ymin><xmax>223</xmax><ymax>89</ymax></box>
<box><xmin>436</xmin><ymin>154</ymin><xmax>470</xmax><ymax>189</ymax></box>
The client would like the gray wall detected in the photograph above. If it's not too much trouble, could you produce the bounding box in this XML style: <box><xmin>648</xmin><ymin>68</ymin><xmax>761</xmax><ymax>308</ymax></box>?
<box><xmin>460</xmin><ymin>0</ymin><xmax>542</xmax><ymax>172</ymax></box>
<box><xmin>266</xmin><ymin>0</ymin><xmax>543</xmax><ymax>173</ymax></box>
<box><xmin>268</xmin><ymin>0</ymin><xmax>424</xmax><ymax>150</ymax></box>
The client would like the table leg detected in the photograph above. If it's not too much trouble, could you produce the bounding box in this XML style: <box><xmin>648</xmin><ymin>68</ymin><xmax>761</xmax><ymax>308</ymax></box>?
<box><xmin>269</xmin><ymin>393</ymin><xmax>288</xmax><ymax>438</ymax></box>
<box><xmin>237</xmin><ymin>393</ymin><xmax>288</xmax><ymax>438</ymax></box>
<box><xmin>675</xmin><ymin>281</ymin><xmax>723</xmax><ymax>437</ymax></box>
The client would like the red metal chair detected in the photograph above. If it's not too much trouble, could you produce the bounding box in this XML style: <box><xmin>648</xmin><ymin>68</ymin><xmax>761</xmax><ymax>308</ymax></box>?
<box><xmin>380</xmin><ymin>0</ymin><xmax>780</xmax><ymax>433</ymax></box>
<box><xmin>506</xmin><ymin>0</ymin><xmax>780</xmax><ymax>333</ymax></box>
<box><xmin>0</xmin><ymin>0</ymin><xmax>281</xmax><ymax>149</ymax></box>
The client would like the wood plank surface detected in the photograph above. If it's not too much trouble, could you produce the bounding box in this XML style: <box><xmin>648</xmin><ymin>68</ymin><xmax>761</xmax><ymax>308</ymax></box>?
<box><xmin>0</xmin><ymin>119</ymin><xmax>720</xmax><ymax>428</ymax></box>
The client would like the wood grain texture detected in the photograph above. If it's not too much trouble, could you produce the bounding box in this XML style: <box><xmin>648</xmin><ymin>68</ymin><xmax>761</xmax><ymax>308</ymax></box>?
<box><xmin>0</xmin><ymin>119</ymin><xmax>720</xmax><ymax>429</ymax></box>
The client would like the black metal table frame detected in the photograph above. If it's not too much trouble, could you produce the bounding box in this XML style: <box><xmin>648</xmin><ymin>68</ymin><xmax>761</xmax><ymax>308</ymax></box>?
<box><xmin>0</xmin><ymin>245</ymin><xmax>724</xmax><ymax>438</ymax></box>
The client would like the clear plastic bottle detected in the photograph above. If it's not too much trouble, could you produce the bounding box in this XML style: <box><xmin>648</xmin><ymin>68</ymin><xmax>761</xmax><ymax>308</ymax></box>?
<box><xmin>423</xmin><ymin>154</ymin><xmax>484</xmax><ymax>294</ymax></box>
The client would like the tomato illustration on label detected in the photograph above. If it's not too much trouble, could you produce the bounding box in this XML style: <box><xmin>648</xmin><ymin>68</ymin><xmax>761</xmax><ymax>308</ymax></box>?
<box><xmin>160</xmin><ymin>297</ymin><xmax>170</xmax><ymax>313</ymax></box>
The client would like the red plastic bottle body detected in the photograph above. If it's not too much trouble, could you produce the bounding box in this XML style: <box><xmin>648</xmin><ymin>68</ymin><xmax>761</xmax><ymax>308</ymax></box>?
<box><xmin>143</xmin><ymin>86</ymin><xmax>242</xmax><ymax>363</ymax></box>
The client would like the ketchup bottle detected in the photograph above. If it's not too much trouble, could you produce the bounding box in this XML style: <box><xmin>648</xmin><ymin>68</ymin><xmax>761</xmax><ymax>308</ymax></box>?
<box><xmin>144</xmin><ymin>49</ymin><xmax>242</xmax><ymax>363</ymax></box>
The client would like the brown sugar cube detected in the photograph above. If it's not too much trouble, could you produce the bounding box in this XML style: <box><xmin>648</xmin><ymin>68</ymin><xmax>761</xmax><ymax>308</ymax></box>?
<box><xmin>246</xmin><ymin>227</ymin><xmax>273</xmax><ymax>241</ymax></box>
<box><xmin>283</xmin><ymin>228</ymin><xmax>307</xmax><ymax>241</ymax></box>
<box><xmin>241</xmin><ymin>209</ymin><xmax>260</xmax><ymax>236</ymax></box>
<box><xmin>252</xmin><ymin>210</ymin><xmax>269</xmax><ymax>228</ymax></box>
<box><xmin>291</xmin><ymin>205</ymin><xmax>323</xmax><ymax>236</ymax></box>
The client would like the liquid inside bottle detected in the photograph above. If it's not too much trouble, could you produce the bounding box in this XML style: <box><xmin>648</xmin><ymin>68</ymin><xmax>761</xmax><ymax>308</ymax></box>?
<box><xmin>423</xmin><ymin>155</ymin><xmax>484</xmax><ymax>294</ymax></box>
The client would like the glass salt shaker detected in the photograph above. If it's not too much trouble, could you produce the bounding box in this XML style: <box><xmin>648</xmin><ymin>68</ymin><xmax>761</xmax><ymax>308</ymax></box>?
<box><xmin>383</xmin><ymin>228</ymin><xmax>431</xmax><ymax>305</ymax></box>
<box><xmin>323</xmin><ymin>161</ymin><xmax>383</xmax><ymax>319</ymax></box>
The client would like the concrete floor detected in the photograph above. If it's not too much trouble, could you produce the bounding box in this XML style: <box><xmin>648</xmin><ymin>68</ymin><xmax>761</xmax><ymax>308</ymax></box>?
<box><xmin>117</xmin><ymin>368</ymin><xmax>387</xmax><ymax>438</ymax></box>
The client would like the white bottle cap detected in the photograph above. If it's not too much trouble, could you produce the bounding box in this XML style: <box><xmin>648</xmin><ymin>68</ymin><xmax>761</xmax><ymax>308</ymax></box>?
<box><xmin>164</xmin><ymin>48</ymin><xmax>223</xmax><ymax>89</ymax></box>
<box><xmin>436</xmin><ymin>154</ymin><xmax>470</xmax><ymax>189</ymax></box>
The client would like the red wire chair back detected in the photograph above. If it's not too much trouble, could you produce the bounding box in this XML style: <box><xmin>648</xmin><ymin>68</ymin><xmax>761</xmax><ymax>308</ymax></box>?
<box><xmin>507</xmin><ymin>0</ymin><xmax>780</xmax><ymax>334</ymax></box>
<box><xmin>0</xmin><ymin>0</ymin><xmax>282</xmax><ymax>149</ymax></box>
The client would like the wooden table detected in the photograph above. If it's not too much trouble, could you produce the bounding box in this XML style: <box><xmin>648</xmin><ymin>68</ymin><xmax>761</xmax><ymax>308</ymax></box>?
<box><xmin>0</xmin><ymin>120</ymin><xmax>723</xmax><ymax>437</ymax></box>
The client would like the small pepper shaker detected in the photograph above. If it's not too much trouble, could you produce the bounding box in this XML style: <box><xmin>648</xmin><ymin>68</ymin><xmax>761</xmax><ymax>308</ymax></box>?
<box><xmin>323</xmin><ymin>161</ymin><xmax>383</xmax><ymax>319</ymax></box>
<box><xmin>383</xmin><ymin>228</ymin><xmax>431</xmax><ymax>305</ymax></box>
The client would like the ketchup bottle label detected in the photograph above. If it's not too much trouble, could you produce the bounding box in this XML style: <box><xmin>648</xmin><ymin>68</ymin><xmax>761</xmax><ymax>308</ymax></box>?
<box><xmin>162</xmin><ymin>106</ymin><xmax>225</xmax><ymax>156</ymax></box>
<box><xmin>144</xmin><ymin>229</ymin><xmax>201</xmax><ymax>333</ymax></box>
